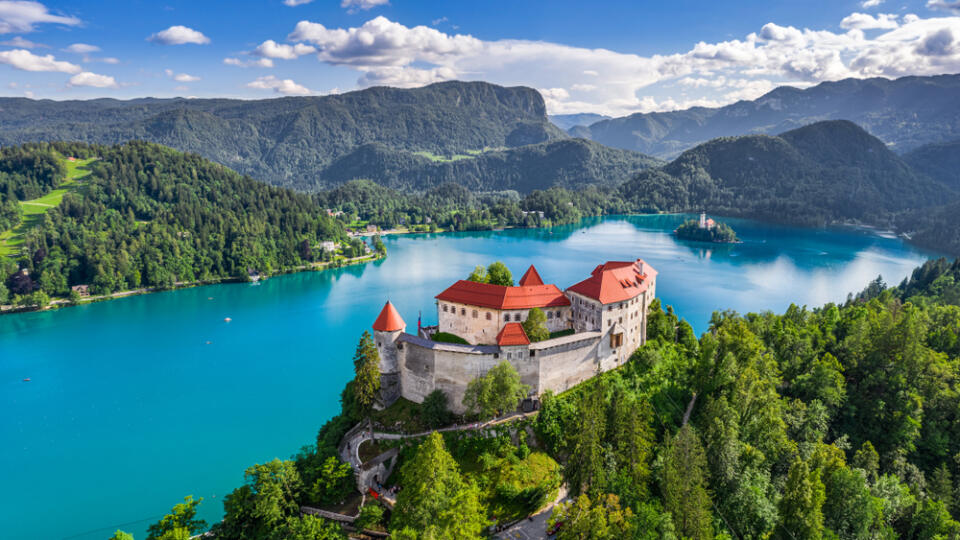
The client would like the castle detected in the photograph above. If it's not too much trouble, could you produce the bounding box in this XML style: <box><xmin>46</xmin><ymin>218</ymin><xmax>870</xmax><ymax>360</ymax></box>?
<box><xmin>372</xmin><ymin>258</ymin><xmax>657</xmax><ymax>413</ymax></box>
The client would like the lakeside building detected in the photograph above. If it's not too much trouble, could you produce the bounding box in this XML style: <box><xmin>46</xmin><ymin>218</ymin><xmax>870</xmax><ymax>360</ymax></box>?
<box><xmin>372</xmin><ymin>258</ymin><xmax>657</xmax><ymax>413</ymax></box>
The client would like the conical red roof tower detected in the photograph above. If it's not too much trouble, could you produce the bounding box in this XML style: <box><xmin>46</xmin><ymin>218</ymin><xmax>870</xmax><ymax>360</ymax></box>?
<box><xmin>518</xmin><ymin>265</ymin><xmax>544</xmax><ymax>286</ymax></box>
<box><xmin>372</xmin><ymin>301</ymin><xmax>405</xmax><ymax>332</ymax></box>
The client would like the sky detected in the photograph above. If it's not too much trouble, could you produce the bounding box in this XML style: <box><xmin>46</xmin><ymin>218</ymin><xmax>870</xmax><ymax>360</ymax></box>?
<box><xmin>0</xmin><ymin>0</ymin><xmax>959</xmax><ymax>116</ymax></box>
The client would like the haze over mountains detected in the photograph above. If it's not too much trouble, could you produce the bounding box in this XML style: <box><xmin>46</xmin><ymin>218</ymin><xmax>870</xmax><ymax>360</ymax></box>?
<box><xmin>570</xmin><ymin>74</ymin><xmax>960</xmax><ymax>159</ymax></box>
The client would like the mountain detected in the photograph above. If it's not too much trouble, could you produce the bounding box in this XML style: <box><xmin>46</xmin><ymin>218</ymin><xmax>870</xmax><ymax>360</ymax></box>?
<box><xmin>903</xmin><ymin>140</ymin><xmax>960</xmax><ymax>190</ymax></box>
<box><xmin>315</xmin><ymin>138</ymin><xmax>661</xmax><ymax>193</ymax></box>
<box><xmin>618</xmin><ymin>120</ymin><xmax>952</xmax><ymax>227</ymax></box>
<box><xmin>575</xmin><ymin>74</ymin><xmax>960</xmax><ymax>158</ymax></box>
<box><xmin>549</xmin><ymin>113</ymin><xmax>611</xmax><ymax>130</ymax></box>
<box><xmin>0</xmin><ymin>81</ymin><xmax>576</xmax><ymax>190</ymax></box>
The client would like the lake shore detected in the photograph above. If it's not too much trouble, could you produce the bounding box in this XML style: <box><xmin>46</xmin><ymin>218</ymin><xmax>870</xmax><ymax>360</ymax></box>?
<box><xmin>0</xmin><ymin>252</ymin><xmax>383</xmax><ymax>315</ymax></box>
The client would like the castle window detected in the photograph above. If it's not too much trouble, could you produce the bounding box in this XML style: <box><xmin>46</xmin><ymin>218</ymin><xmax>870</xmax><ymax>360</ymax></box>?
<box><xmin>494</xmin><ymin>353</ymin><xmax>500</xmax><ymax>359</ymax></box>
<box><xmin>443</xmin><ymin>304</ymin><xmax>448</xmax><ymax>312</ymax></box>
<box><xmin>619</xmin><ymin>317</ymin><xmax>622</xmax><ymax>323</ymax></box>
<box><xmin>530</xmin><ymin>349</ymin><xmax>536</xmax><ymax>357</ymax></box>
<box><xmin>608</xmin><ymin>306</ymin><xmax>613</xmax><ymax>311</ymax></box>
<box><xmin>486</xmin><ymin>312</ymin><xmax>492</xmax><ymax>320</ymax></box>
<box><xmin>547</xmin><ymin>311</ymin><xmax>553</xmax><ymax>319</ymax></box>
<box><xmin>608</xmin><ymin>320</ymin><xmax>612</xmax><ymax>327</ymax></box>
<box><xmin>461</xmin><ymin>308</ymin><xmax>466</xmax><ymax>316</ymax></box>
<box><xmin>610</xmin><ymin>332</ymin><xmax>624</xmax><ymax>348</ymax></box>
<box><xmin>505</xmin><ymin>314</ymin><xmax>511</xmax><ymax>322</ymax></box>
<box><xmin>472</xmin><ymin>310</ymin><xmax>478</xmax><ymax>318</ymax></box>
<box><xmin>397</xmin><ymin>343</ymin><xmax>403</xmax><ymax>350</ymax></box>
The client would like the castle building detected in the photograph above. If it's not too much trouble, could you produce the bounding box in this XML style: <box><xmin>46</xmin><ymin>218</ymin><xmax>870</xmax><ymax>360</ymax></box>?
<box><xmin>373</xmin><ymin>258</ymin><xmax>657</xmax><ymax>413</ymax></box>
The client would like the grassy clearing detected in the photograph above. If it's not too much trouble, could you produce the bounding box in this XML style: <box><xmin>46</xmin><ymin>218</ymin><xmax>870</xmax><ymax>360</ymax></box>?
<box><xmin>0</xmin><ymin>157</ymin><xmax>95</xmax><ymax>257</ymax></box>
<box><xmin>413</xmin><ymin>150</ymin><xmax>477</xmax><ymax>162</ymax></box>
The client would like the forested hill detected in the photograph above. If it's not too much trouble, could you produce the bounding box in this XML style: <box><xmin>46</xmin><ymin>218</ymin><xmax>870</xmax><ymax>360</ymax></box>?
<box><xmin>903</xmin><ymin>139</ymin><xmax>960</xmax><ymax>190</ymax></box>
<box><xmin>573</xmin><ymin>73</ymin><xmax>960</xmax><ymax>158</ymax></box>
<box><xmin>0</xmin><ymin>142</ymin><xmax>346</xmax><ymax>303</ymax></box>
<box><xmin>618</xmin><ymin>120</ymin><xmax>951</xmax><ymax>227</ymax></box>
<box><xmin>0</xmin><ymin>81</ymin><xmax>583</xmax><ymax>190</ymax></box>
<box><xmin>315</xmin><ymin>138</ymin><xmax>660</xmax><ymax>192</ymax></box>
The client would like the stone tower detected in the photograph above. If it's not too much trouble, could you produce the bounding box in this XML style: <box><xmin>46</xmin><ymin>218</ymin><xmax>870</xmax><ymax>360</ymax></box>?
<box><xmin>372</xmin><ymin>301</ymin><xmax>405</xmax><ymax>407</ymax></box>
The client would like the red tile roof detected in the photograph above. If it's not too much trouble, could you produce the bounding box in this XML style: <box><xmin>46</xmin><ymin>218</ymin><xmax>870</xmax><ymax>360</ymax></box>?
<box><xmin>566</xmin><ymin>259</ymin><xmax>657</xmax><ymax>304</ymax></box>
<box><xmin>518</xmin><ymin>265</ymin><xmax>544</xmax><ymax>286</ymax></box>
<box><xmin>497</xmin><ymin>322</ymin><xmax>530</xmax><ymax>346</ymax></box>
<box><xmin>372</xmin><ymin>301</ymin><xmax>406</xmax><ymax>332</ymax></box>
<box><xmin>436</xmin><ymin>280</ymin><xmax>570</xmax><ymax>310</ymax></box>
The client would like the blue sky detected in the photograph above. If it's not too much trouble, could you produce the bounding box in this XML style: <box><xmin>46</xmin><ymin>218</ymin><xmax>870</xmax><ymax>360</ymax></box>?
<box><xmin>1</xmin><ymin>0</ymin><xmax>959</xmax><ymax>115</ymax></box>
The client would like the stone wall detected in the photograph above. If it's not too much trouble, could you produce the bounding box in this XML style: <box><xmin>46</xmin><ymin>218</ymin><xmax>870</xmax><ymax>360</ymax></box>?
<box><xmin>437</xmin><ymin>300</ymin><xmax>572</xmax><ymax>345</ymax></box>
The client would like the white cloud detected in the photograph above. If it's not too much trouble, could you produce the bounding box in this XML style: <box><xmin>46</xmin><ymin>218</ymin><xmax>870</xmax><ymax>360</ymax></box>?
<box><xmin>861</xmin><ymin>0</ymin><xmax>884</xmax><ymax>7</ymax></box>
<box><xmin>68</xmin><ymin>71</ymin><xmax>117</xmax><ymax>88</ymax></box>
<box><xmin>148</xmin><ymin>25</ymin><xmax>210</xmax><ymax>45</ymax></box>
<box><xmin>65</xmin><ymin>42</ymin><xmax>99</xmax><ymax>53</ymax></box>
<box><xmin>276</xmin><ymin>13</ymin><xmax>960</xmax><ymax>116</ymax></box>
<box><xmin>840</xmin><ymin>12</ymin><xmax>900</xmax><ymax>30</ymax></box>
<box><xmin>0</xmin><ymin>35</ymin><xmax>41</xmax><ymax>47</ymax></box>
<box><xmin>224</xmin><ymin>56</ymin><xmax>274</xmax><ymax>68</ymax></box>
<box><xmin>341</xmin><ymin>0</ymin><xmax>389</xmax><ymax>13</ymax></box>
<box><xmin>245</xmin><ymin>74</ymin><xmax>312</xmax><ymax>95</ymax></box>
<box><xmin>927</xmin><ymin>1</ymin><xmax>960</xmax><ymax>15</ymax></box>
<box><xmin>100</xmin><ymin>57</ymin><xmax>119</xmax><ymax>64</ymax></box>
<box><xmin>0</xmin><ymin>48</ymin><xmax>79</xmax><ymax>72</ymax></box>
<box><xmin>283</xmin><ymin>0</ymin><xmax>313</xmax><ymax>5</ymax></box>
<box><xmin>165</xmin><ymin>69</ymin><xmax>200</xmax><ymax>82</ymax></box>
<box><xmin>0</xmin><ymin>1</ymin><xmax>80</xmax><ymax>33</ymax></box>
<box><xmin>432</xmin><ymin>16</ymin><xmax>448</xmax><ymax>26</ymax></box>
<box><xmin>252</xmin><ymin>39</ymin><xmax>316</xmax><ymax>59</ymax></box>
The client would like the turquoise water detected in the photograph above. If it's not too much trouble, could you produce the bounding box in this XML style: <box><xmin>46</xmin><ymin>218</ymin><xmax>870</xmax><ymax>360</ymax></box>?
<box><xmin>0</xmin><ymin>214</ymin><xmax>942</xmax><ymax>540</ymax></box>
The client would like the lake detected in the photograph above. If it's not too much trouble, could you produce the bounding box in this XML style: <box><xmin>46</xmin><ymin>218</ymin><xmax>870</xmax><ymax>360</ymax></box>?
<box><xmin>0</xmin><ymin>214</ymin><xmax>942</xmax><ymax>540</ymax></box>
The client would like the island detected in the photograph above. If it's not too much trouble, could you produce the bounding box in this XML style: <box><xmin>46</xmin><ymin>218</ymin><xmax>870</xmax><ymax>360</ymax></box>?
<box><xmin>674</xmin><ymin>213</ymin><xmax>739</xmax><ymax>243</ymax></box>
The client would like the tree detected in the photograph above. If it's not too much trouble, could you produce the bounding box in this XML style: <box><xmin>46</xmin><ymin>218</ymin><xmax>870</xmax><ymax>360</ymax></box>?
<box><xmin>522</xmin><ymin>307</ymin><xmax>549</xmax><ymax>342</ymax></box>
<box><xmin>467</xmin><ymin>265</ymin><xmax>487</xmax><ymax>283</ymax></box>
<box><xmin>109</xmin><ymin>531</ymin><xmax>134</xmax><ymax>540</ymax></box>
<box><xmin>281</xmin><ymin>514</ymin><xmax>346</xmax><ymax>540</ymax></box>
<box><xmin>217</xmin><ymin>459</ymin><xmax>303</xmax><ymax>539</ymax></box>
<box><xmin>354</xmin><ymin>503</ymin><xmax>385</xmax><ymax>531</ymax></box>
<box><xmin>146</xmin><ymin>496</ymin><xmax>206</xmax><ymax>540</ymax></box>
<box><xmin>390</xmin><ymin>432</ymin><xmax>488</xmax><ymax>539</ymax></box>
<box><xmin>306</xmin><ymin>456</ymin><xmax>354</xmax><ymax>505</ymax></box>
<box><xmin>0</xmin><ymin>281</ymin><xmax>8</xmax><ymax>304</ymax></box>
<box><xmin>777</xmin><ymin>458</ymin><xmax>825</xmax><ymax>540</ymax></box>
<box><xmin>462</xmin><ymin>361</ymin><xmax>530</xmax><ymax>419</ymax></box>
<box><xmin>421</xmin><ymin>388</ymin><xmax>452</xmax><ymax>428</ymax></box>
<box><xmin>485</xmin><ymin>261</ymin><xmax>513</xmax><ymax>286</ymax></box>
<box><xmin>548</xmin><ymin>493</ymin><xmax>634</xmax><ymax>540</ymax></box>
<box><xmin>608</xmin><ymin>389</ymin><xmax>654</xmax><ymax>506</ymax></box>
<box><xmin>661</xmin><ymin>424</ymin><xmax>713</xmax><ymax>540</ymax></box>
<box><xmin>352</xmin><ymin>331</ymin><xmax>381</xmax><ymax>421</ymax></box>
<box><xmin>568</xmin><ymin>382</ymin><xmax>607</xmax><ymax>496</ymax></box>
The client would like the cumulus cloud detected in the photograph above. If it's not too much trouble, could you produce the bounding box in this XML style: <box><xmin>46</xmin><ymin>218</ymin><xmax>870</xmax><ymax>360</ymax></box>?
<box><xmin>840</xmin><ymin>12</ymin><xmax>900</xmax><ymax>30</ymax></box>
<box><xmin>341</xmin><ymin>0</ymin><xmax>389</xmax><ymax>13</ymax></box>
<box><xmin>246</xmin><ymin>74</ymin><xmax>312</xmax><ymax>95</ymax></box>
<box><xmin>224</xmin><ymin>57</ymin><xmax>274</xmax><ymax>68</ymax></box>
<box><xmin>0</xmin><ymin>1</ymin><xmax>80</xmax><ymax>33</ymax></box>
<box><xmin>283</xmin><ymin>0</ymin><xmax>313</xmax><ymax>5</ymax></box>
<box><xmin>861</xmin><ymin>0</ymin><xmax>884</xmax><ymax>7</ymax></box>
<box><xmin>927</xmin><ymin>1</ymin><xmax>960</xmax><ymax>15</ymax></box>
<box><xmin>0</xmin><ymin>48</ymin><xmax>79</xmax><ymax>72</ymax></box>
<box><xmin>165</xmin><ymin>69</ymin><xmax>200</xmax><ymax>82</ymax></box>
<box><xmin>252</xmin><ymin>39</ymin><xmax>316</xmax><ymax>59</ymax></box>
<box><xmin>273</xmin><ymin>13</ymin><xmax>960</xmax><ymax>115</ymax></box>
<box><xmin>68</xmin><ymin>71</ymin><xmax>117</xmax><ymax>88</ymax></box>
<box><xmin>65</xmin><ymin>42</ymin><xmax>99</xmax><ymax>53</ymax></box>
<box><xmin>148</xmin><ymin>25</ymin><xmax>210</xmax><ymax>45</ymax></box>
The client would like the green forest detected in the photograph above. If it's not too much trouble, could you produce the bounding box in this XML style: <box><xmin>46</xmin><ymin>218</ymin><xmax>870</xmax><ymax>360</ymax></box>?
<box><xmin>121</xmin><ymin>258</ymin><xmax>960</xmax><ymax>539</ymax></box>
<box><xmin>0</xmin><ymin>142</ymin><xmax>346</xmax><ymax>307</ymax></box>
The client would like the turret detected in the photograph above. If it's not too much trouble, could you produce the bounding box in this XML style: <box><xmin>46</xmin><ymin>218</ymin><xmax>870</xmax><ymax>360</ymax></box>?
<box><xmin>372</xmin><ymin>301</ymin><xmax>405</xmax><ymax>407</ymax></box>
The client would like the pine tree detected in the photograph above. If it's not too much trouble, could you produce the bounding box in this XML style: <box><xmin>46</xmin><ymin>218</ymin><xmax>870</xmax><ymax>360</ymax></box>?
<box><xmin>569</xmin><ymin>382</ymin><xmax>607</xmax><ymax>496</ymax></box>
<box><xmin>390</xmin><ymin>432</ymin><xmax>488</xmax><ymax>538</ymax></box>
<box><xmin>777</xmin><ymin>458</ymin><xmax>825</xmax><ymax>540</ymax></box>
<box><xmin>661</xmin><ymin>424</ymin><xmax>714</xmax><ymax>540</ymax></box>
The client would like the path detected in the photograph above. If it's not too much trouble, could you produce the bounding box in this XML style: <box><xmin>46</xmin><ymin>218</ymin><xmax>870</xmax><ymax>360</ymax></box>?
<box><xmin>496</xmin><ymin>485</ymin><xmax>569</xmax><ymax>540</ymax></box>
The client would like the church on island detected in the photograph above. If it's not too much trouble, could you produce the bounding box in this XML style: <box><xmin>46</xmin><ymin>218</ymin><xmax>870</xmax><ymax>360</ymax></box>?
<box><xmin>372</xmin><ymin>258</ymin><xmax>657</xmax><ymax>413</ymax></box>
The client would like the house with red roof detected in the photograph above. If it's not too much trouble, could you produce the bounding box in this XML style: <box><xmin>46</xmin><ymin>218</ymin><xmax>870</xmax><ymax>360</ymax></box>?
<box><xmin>372</xmin><ymin>258</ymin><xmax>657</xmax><ymax>413</ymax></box>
